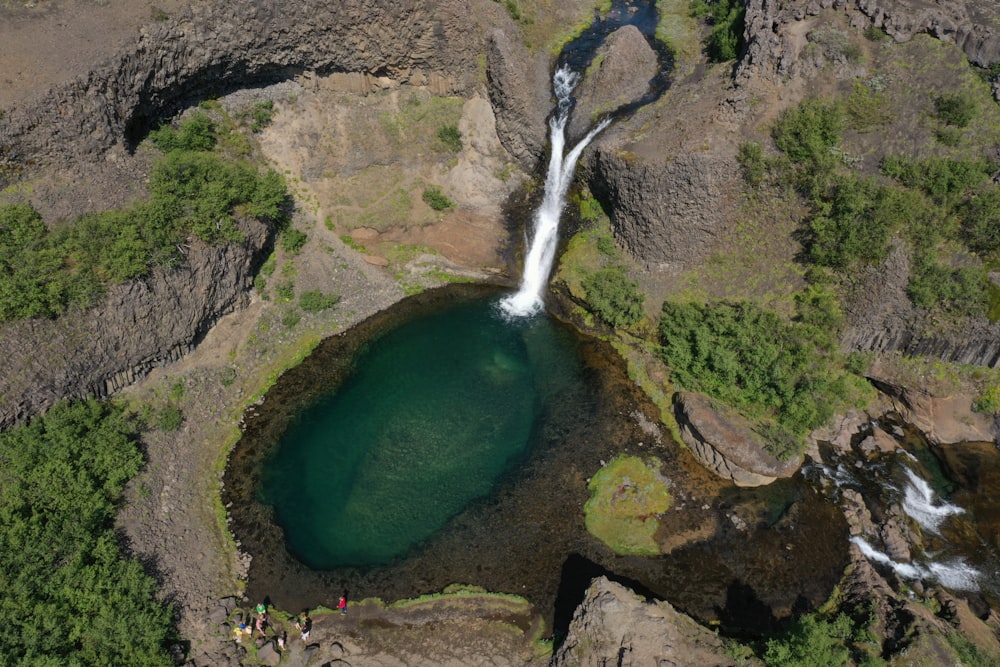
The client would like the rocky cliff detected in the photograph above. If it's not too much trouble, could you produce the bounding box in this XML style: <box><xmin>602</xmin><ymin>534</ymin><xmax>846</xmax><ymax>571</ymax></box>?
<box><xmin>0</xmin><ymin>0</ymin><xmax>481</xmax><ymax>172</ymax></box>
<box><xmin>0</xmin><ymin>0</ymin><xmax>491</xmax><ymax>428</ymax></box>
<box><xmin>0</xmin><ymin>216</ymin><xmax>269</xmax><ymax>428</ymax></box>
<box><xmin>551</xmin><ymin>577</ymin><xmax>736</xmax><ymax>667</ymax></box>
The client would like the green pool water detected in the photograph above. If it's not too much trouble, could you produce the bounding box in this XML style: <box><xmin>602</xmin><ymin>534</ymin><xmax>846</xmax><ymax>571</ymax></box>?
<box><xmin>259</xmin><ymin>296</ymin><xmax>585</xmax><ymax>569</ymax></box>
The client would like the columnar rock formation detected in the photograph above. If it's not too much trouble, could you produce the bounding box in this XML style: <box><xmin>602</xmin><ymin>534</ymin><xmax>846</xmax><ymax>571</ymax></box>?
<box><xmin>0</xmin><ymin>0</ymin><xmax>481</xmax><ymax>171</ymax></box>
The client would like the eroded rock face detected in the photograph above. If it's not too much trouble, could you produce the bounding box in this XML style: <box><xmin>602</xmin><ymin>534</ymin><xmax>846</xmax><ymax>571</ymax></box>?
<box><xmin>589</xmin><ymin>147</ymin><xmax>737</xmax><ymax>271</ymax></box>
<box><xmin>568</xmin><ymin>25</ymin><xmax>660</xmax><ymax>139</ymax></box>
<box><xmin>551</xmin><ymin>577</ymin><xmax>736</xmax><ymax>667</ymax></box>
<box><xmin>484</xmin><ymin>28</ymin><xmax>552</xmax><ymax>169</ymax></box>
<box><xmin>0</xmin><ymin>217</ymin><xmax>269</xmax><ymax>428</ymax></box>
<box><xmin>0</xmin><ymin>0</ymin><xmax>481</xmax><ymax>171</ymax></box>
<box><xmin>674</xmin><ymin>391</ymin><xmax>803</xmax><ymax>486</ymax></box>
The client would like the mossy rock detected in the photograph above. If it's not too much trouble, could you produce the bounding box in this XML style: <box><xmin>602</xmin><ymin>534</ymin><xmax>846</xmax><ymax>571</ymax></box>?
<box><xmin>584</xmin><ymin>455</ymin><xmax>672</xmax><ymax>555</ymax></box>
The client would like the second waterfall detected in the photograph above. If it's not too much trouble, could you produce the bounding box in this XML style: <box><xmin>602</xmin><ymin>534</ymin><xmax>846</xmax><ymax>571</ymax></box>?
<box><xmin>500</xmin><ymin>66</ymin><xmax>610</xmax><ymax>318</ymax></box>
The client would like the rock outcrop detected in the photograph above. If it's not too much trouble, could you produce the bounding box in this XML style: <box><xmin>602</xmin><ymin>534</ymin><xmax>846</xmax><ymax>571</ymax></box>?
<box><xmin>674</xmin><ymin>391</ymin><xmax>803</xmax><ymax>486</ymax></box>
<box><xmin>551</xmin><ymin>577</ymin><xmax>736</xmax><ymax>667</ymax></box>
<box><xmin>484</xmin><ymin>28</ymin><xmax>552</xmax><ymax>169</ymax></box>
<box><xmin>0</xmin><ymin>216</ymin><xmax>269</xmax><ymax>428</ymax></box>
<box><xmin>840</xmin><ymin>243</ymin><xmax>1000</xmax><ymax>369</ymax></box>
<box><xmin>567</xmin><ymin>25</ymin><xmax>661</xmax><ymax>139</ymax></box>
<box><xmin>0</xmin><ymin>0</ymin><xmax>481</xmax><ymax>171</ymax></box>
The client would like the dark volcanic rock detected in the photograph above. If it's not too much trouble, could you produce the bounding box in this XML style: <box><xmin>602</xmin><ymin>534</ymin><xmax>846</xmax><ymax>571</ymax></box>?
<box><xmin>588</xmin><ymin>145</ymin><xmax>737</xmax><ymax>270</ymax></box>
<box><xmin>552</xmin><ymin>577</ymin><xmax>736</xmax><ymax>667</ymax></box>
<box><xmin>674</xmin><ymin>391</ymin><xmax>803</xmax><ymax>486</ymax></box>
<box><xmin>485</xmin><ymin>28</ymin><xmax>551</xmax><ymax>169</ymax></box>
<box><xmin>568</xmin><ymin>25</ymin><xmax>660</xmax><ymax>139</ymax></box>
<box><xmin>0</xmin><ymin>0</ymin><xmax>481</xmax><ymax>171</ymax></box>
<box><xmin>0</xmin><ymin>216</ymin><xmax>269</xmax><ymax>428</ymax></box>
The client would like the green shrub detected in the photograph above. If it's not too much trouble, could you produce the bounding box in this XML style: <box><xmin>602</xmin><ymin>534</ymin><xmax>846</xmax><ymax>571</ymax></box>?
<box><xmin>691</xmin><ymin>0</ymin><xmax>745</xmax><ymax>62</ymax></box>
<box><xmin>658</xmin><ymin>299</ymin><xmax>865</xmax><ymax>456</ymax></box>
<box><xmin>250</xmin><ymin>100</ymin><xmax>275</xmax><ymax>133</ymax></box>
<box><xmin>772</xmin><ymin>98</ymin><xmax>844</xmax><ymax>167</ymax></box>
<box><xmin>422</xmin><ymin>186</ymin><xmax>455</xmax><ymax>211</ymax></box>
<box><xmin>155</xmin><ymin>404</ymin><xmax>184</xmax><ymax>431</ymax></box>
<box><xmin>846</xmin><ymin>80</ymin><xmax>896</xmax><ymax>132</ymax></box>
<box><xmin>437</xmin><ymin>124</ymin><xmax>463</xmax><ymax>152</ymax></box>
<box><xmin>881</xmin><ymin>155</ymin><xmax>991</xmax><ymax>208</ymax></box>
<box><xmin>972</xmin><ymin>383</ymin><xmax>1000</xmax><ymax>415</ymax></box>
<box><xmin>762</xmin><ymin>613</ymin><xmax>852</xmax><ymax>667</ymax></box>
<box><xmin>960</xmin><ymin>187</ymin><xmax>1000</xmax><ymax>256</ymax></box>
<box><xmin>299</xmin><ymin>290</ymin><xmax>340</xmax><ymax>312</ymax></box>
<box><xmin>149</xmin><ymin>111</ymin><xmax>216</xmax><ymax>152</ymax></box>
<box><xmin>907</xmin><ymin>257</ymin><xmax>988</xmax><ymax>315</ymax></box>
<box><xmin>280</xmin><ymin>227</ymin><xmax>308</xmax><ymax>254</ymax></box>
<box><xmin>805</xmin><ymin>176</ymin><xmax>897</xmax><ymax>269</ymax></box>
<box><xmin>934</xmin><ymin>92</ymin><xmax>977</xmax><ymax>128</ymax></box>
<box><xmin>275</xmin><ymin>281</ymin><xmax>295</xmax><ymax>302</ymax></box>
<box><xmin>0</xmin><ymin>400</ymin><xmax>174</xmax><ymax>665</ymax></box>
<box><xmin>737</xmin><ymin>142</ymin><xmax>767</xmax><ymax>187</ymax></box>
<box><xmin>582</xmin><ymin>264</ymin><xmax>645</xmax><ymax>328</ymax></box>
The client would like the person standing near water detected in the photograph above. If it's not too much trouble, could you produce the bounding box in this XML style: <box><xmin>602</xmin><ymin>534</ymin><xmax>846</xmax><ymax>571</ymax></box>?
<box><xmin>338</xmin><ymin>595</ymin><xmax>347</xmax><ymax>615</ymax></box>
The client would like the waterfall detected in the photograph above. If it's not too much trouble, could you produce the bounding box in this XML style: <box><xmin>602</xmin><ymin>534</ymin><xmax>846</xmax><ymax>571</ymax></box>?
<box><xmin>500</xmin><ymin>67</ymin><xmax>610</xmax><ymax>318</ymax></box>
<box><xmin>900</xmin><ymin>467</ymin><xmax>964</xmax><ymax>535</ymax></box>
<box><xmin>851</xmin><ymin>537</ymin><xmax>979</xmax><ymax>591</ymax></box>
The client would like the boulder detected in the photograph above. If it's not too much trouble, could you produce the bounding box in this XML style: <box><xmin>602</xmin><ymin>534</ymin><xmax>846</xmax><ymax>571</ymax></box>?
<box><xmin>551</xmin><ymin>577</ymin><xmax>736</xmax><ymax>667</ymax></box>
<box><xmin>256</xmin><ymin>641</ymin><xmax>280</xmax><ymax>667</ymax></box>
<box><xmin>673</xmin><ymin>392</ymin><xmax>802</xmax><ymax>486</ymax></box>
<box><xmin>568</xmin><ymin>25</ymin><xmax>660</xmax><ymax>139</ymax></box>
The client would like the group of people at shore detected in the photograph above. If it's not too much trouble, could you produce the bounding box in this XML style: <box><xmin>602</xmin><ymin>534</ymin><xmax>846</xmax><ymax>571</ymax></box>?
<box><xmin>232</xmin><ymin>596</ymin><xmax>349</xmax><ymax>650</ymax></box>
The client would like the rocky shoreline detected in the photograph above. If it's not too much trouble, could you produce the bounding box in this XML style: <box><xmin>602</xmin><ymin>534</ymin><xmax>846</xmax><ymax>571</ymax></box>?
<box><xmin>2</xmin><ymin>0</ymin><xmax>1000</xmax><ymax>665</ymax></box>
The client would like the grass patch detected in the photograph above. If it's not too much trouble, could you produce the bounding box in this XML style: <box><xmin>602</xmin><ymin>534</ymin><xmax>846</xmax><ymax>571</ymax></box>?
<box><xmin>584</xmin><ymin>455</ymin><xmax>672</xmax><ymax>555</ymax></box>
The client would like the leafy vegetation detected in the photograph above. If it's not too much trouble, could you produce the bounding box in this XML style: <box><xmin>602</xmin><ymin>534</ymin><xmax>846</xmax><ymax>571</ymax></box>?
<box><xmin>768</xmin><ymin>96</ymin><xmax>1000</xmax><ymax>319</ymax></box>
<box><xmin>761</xmin><ymin>613</ymin><xmax>853</xmax><ymax>667</ymax></box>
<box><xmin>582</xmin><ymin>264</ymin><xmax>645</xmax><ymax>329</ymax></box>
<box><xmin>279</xmin><ymin>227</ymin><xmax>308</xmax><ymax>254</ymax></box>
<box><xmin>0</xmin><ymin>400</ymin><xmax>174</xmax><ymax>665</ymax></box>
<box><xmin>422</xmin><ymin>186</ymin><xmax>455</xmax><ymax>211</ymax></box>
<box><xmin>436</xmin><ymin>124</ymin><xmax>463</xmax><ymax>152</ymax></box>
<box><xmin>299</xmin><ymin>290</ymin><xmax>340</xmax><ymax>313</ymax></box>
<box><xmin>689</xmin><ymin>0</ymin><xmax>746</xmax><ymax>62</ymax></box>
<box><xmin>0</xmin><ymin>114</ymin><xmax>291</xmax><ymax>323</ymax></box>
<box><xmin>933</xmin><ymin>92</ymin><xmax>977</xmax><ymax>128</ymax></box>
<box><xmin>658</xmin><ymin>298</ymin><xmax>869</xmax><ymax>458</ymax></box>
<box><xmin>584</xmin><ymin>455</ymin><xmax>672</xmax><ymax>556</ymax></box>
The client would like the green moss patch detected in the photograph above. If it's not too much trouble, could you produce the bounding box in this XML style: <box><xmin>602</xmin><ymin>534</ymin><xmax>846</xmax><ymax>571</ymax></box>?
<box><xmin>584</xmin><ymin>455</ymin><xmax>672</xmax><ymax>555</ymax></box>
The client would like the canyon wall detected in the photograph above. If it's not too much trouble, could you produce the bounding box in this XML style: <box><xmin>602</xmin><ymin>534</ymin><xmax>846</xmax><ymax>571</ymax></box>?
<box><xmin>0</xmin><ymin>0</ymin><xmax>481</xmax><ymax>171</ymax></box>
<box><xmin>0</xmin><ymin>0</ymin><xmax>487</xmax><ymax>427</ymax></box>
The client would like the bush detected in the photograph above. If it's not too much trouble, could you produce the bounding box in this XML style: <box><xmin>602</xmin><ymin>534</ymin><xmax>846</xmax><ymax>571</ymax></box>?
<box><xmin>772</xmin><ymin>98</ymin><xmax>844</xmax><ymax>167</ymax></box>
<box><xmin>960</xmin><ymin>187</ymin><xmax>1000</xmax><ymax>256</ymax></box>
<box><xmin>737</xmin><ymin>142</ymin><xmax>767</xmax><ymax>187</ymax></box>
<box><xmin>658</xmin><ymin>300</ymin><xmax>865</xmax><ymax>456</ymax></box>
<box><xmin>437</xmin><ymin>124</ymin><xmax>463</xmax><ymax>152</ymax></box>
<box><xmin>907</xmin><ymin>257</ymin><xmax>988</xmax><ymax>315</ymax></box>
<box><xmin>280</xmin><ymin>227</ymin><xmax>308</xmax><ymax>254</ymax></box>
<box><xmin>805</xmin><ymin>176</ymin><xmax>897</xmax><ymax>269</ymax></box>
<box><xmin>422</xmin><ymin>186</ymin><xmax>455</xmax><ymax>211</ymax></box>
<box><xmin>149</xmin><ymin>111</ymin><xmax>216</xmax><ymax>152</ymax></box>
<box><xmin>763</xmin><ymin>613</ymin><xmax>852</xmax><ymax>667</ymax></box>
<box><xmin>250</xmin><ymin>100</ymin><xmax>275</xmax><ymax>133</ymax></box>
<box><xmin>0</xmin><ymin>400</ymin><xmax>174</xmax><ymax>665</ymax></box>
<box><xmin>155</xmin><ymin>404</ymin><xmax>184</xmax><ymax>431</ymax></box>
<box><xmin>582</xmin><ymin>264</ymin><xmax>645</xmax><ymax>328</ymax></box>
<box><xmin>934</xmin><ymin>92</ymin><xmax>977</xmax><ymax>128</ymax></box>
<box><xmin>692</xmin><ymin>0</ymin><xmax>746</xmax><ymax>62</ymax></box>
<box><xmin>299</xmin><ymin>290</ymin><xmax>340</xmax><ymax>312</ymax></box>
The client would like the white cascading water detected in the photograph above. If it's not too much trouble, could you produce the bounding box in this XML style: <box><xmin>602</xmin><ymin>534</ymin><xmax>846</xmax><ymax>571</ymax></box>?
<box><xmin>812</xmin><ymin>456</ymin><xmax>980</xmax><ymax>591</ymax></box>
<box><xmin>500</xmin><ymin>67</ymin><xmax>611</xmax><ymax>318</ymax></box>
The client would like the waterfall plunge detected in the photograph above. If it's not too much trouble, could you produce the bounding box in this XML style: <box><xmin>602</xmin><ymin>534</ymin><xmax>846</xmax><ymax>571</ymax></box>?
<box><xmin>500</xmin><ymin>67</ymin><xmax>610</xmax><ymax>318</ymax></box>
